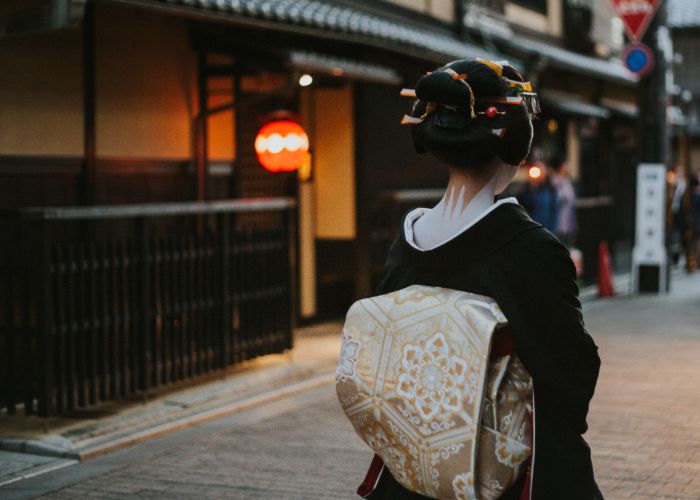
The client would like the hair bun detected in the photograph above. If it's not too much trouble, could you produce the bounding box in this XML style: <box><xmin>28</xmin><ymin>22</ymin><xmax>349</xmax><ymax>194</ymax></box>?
<box><xmin>415</xmin><ymin>71</ymin><xmax>469</xmax><ymax>108</ymax></box>
<box><xmin>406</xmin><ymin>59</ymin><xmax>533</xmax><ymax>168</ymax></box>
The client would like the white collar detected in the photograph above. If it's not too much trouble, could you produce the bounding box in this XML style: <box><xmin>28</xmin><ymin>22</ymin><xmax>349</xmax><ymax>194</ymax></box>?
<box><xmin>404</xmin><ymin>197</ymin><xmax>518</xmax><ymax>252</ymax></box>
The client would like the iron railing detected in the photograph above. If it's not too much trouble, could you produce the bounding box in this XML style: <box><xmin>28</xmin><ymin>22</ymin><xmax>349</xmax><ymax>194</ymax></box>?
<box><xmin>0</xmin><ymin>198</ymin><xmax>297</xmax><ymax>417</ymax></box>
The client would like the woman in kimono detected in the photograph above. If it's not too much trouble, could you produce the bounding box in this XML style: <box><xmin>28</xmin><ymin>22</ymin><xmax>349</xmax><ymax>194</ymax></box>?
<box><xmin>362</xmin><ymin>59</ymin><xmax>603</xmax><ymax>499</ymax></box>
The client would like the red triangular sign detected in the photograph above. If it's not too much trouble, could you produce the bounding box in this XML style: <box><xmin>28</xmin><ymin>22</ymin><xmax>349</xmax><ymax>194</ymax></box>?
<box><xmin>610</xmin><ymin>0</ymin><xmax>663</xmax><ymax>41</ymax></box>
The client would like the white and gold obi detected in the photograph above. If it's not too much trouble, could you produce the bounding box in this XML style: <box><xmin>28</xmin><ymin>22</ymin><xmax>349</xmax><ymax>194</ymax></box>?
<box><xmin>336</xmin><ymin>285</ymin><xmax>533</xmax><ymax>500</ymax></box>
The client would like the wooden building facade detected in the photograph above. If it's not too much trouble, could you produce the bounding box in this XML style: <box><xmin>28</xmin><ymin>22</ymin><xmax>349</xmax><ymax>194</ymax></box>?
<box><xmin>1</xmin><ymin>0</ymin><xmax>641</xmax><ymax>323</ymax></box>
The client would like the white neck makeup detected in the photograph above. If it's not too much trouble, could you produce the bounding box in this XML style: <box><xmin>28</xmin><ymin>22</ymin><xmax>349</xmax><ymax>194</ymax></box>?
<box><xmin>408</xmin><ymin>162</ymin><xmax>517</xmax><ymax>251</ymax></box>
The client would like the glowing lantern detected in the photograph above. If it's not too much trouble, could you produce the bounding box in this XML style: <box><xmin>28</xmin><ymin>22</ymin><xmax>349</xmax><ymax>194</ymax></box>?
<box><xmin>254</xmin><ymin>120</ymin><xmax>309</xmax><ymax>173</ymax></box>
<box><xmin>528</xmin><ymin>165</ymin><xmax>542</xmax><ymax>180</ymax></box>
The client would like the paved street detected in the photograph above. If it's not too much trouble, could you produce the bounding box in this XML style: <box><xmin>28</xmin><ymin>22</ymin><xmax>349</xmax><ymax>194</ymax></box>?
<box><xmin>584</xmin><ymin>273</ymin><xmax>700</xmax><ymax>500</ymax></box>
<box><xmin>2</xmin><ymin>273</ymin><xmax>700</xmax><ymax>499</ymax></box>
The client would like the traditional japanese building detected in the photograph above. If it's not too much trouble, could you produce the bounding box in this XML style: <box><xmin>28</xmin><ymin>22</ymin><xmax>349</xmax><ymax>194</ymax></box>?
<box><xmin>1</xmin><ymin>0</ymin><xmax>639</xmax><ymax>321</ymax></box>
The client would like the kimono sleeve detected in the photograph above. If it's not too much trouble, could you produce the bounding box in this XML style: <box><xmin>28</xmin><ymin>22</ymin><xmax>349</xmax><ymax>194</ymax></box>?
<box><xmin>496</xmin><ymin>232</ymin><xmax>601</xmax><ymax>435</ymax></box>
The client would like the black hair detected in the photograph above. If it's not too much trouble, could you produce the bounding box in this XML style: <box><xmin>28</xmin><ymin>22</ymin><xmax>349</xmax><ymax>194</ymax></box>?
<box><xmin>408</xmin><ymin>59</ymin><xmax>534</xmax><ymax>168</ymax></box>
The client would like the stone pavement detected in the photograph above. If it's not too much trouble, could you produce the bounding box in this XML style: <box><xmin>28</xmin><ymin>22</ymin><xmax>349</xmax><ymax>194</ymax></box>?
<box><xmin>584</xmin><ymin>271</ymin><xmax>700</xmax><ymax>500</ymax></box>
<box><xmin>0</xmin><ymin>452</ymin><xmax>76</xmax><ymax>489</ymax></box>
<box><xmin>1</xmin><ymin>272</ymin><xmax>699</xmax><ymax>499</ymax></box>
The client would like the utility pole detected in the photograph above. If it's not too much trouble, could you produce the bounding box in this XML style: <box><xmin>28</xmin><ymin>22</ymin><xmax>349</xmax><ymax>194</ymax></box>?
<box><xmin>638</xmin><ymin>3</ymin><xmax>668</xmax><ymax>167</ymax></box>
<box><xmin>631</xmin><ymin>1</ymin><xmax>671</xmax><ymax>293</ymax></box>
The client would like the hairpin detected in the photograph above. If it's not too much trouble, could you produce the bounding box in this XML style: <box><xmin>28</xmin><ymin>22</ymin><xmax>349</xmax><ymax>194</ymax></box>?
<box><xmin>478</xmin><ymin>106</ymin><xmax>506</xmax><ymax>118</ymax></box>
<box><xmin>504</xmin><ymin>78</ymin><xmax>533</xmax><ymax>93</ymax></box>
<box><xmin>476</xmin><ymin>58</ymin><xmax>504</xmax><ymax>76</ymax></box>
<box><xmin>481</xmin><ymin>96</ymin><xmax>524</xmax><ymax>105</ymax></box>
<box><xmin>521</xmin><ymin>92</ymin><xmax>541</xmax><ymax>116</ymax></box>
<box><xmin>400</xmin><ymin>114</ymin><xmax>423</xmax><ymax>125</ymax></box>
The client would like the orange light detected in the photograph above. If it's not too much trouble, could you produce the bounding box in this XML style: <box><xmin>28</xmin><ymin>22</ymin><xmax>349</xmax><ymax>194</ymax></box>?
<box><xmin>254</xmin><ymin>120</ymin><xmax>309</xmax><ymax>173</ymax></box>
<box><xmin>528</xmin><ymin>165</ymin><xmax>542</xmax><ymax>179</ymax></box>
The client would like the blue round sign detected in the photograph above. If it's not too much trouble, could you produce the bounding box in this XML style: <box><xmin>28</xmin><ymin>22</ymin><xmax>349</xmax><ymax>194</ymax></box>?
<box><xmin>622</xmin><ymin>42</ymin><xmax>654</xmax><ymax>77</ymax></box>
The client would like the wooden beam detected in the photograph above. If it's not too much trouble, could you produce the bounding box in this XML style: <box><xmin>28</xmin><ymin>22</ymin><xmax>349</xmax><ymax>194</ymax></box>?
<box><xmin>82</xmin><ymin>0</ymin><xmax>96</xmax><ymax>205</ymax></box>
<box><xmin>196</xmin><ymin>51</ymin><xmax>208</xmax><ymax>201</ymax></box>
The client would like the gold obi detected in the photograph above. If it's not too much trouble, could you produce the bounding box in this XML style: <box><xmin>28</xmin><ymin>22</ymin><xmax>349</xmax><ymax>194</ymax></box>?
<box><xmin>337</xmin><ymin>285</ymin><xmax>533</xmax><ymax>499</ymax></box>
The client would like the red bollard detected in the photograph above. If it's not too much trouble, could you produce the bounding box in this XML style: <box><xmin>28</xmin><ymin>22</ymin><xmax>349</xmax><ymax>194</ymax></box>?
<box><xmin>597</xmin><ymin>241</ymin><xmax>616</xmax><ymax>298</ymax></box>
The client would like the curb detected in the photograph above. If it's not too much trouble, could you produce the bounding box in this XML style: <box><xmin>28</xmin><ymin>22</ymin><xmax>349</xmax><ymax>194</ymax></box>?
<box><xmin>77</xmin><ymin>372</ymin><xmax>334</xmax><ymax>461</ymax></box>
<box><xmin>579</xmin><ymin>273</ymin><xmax>631</xmax><ymax>303</ymax></box>
<box><xmin>0</xmin><ymin>438</ymin><xmax>78</xmax><ymax>460</ymax></box>
<box><xmin>1</xmin><ymin>372</ymin><xmax>335</xmax><ymax>463</ymax></box>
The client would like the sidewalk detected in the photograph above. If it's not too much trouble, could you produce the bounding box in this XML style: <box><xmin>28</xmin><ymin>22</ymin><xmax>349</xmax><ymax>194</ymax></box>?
<box><xmin>0</xmin><ymin>322</ymin><xmax>343</xmax><ymax>486</ymax></box>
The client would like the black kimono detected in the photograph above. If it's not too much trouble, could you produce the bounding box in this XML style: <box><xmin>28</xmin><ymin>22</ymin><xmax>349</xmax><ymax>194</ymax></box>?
<box><xmin>367</xmin><ymin>202</ymin><xmax>602</xmax><ymax>500</ymax></box>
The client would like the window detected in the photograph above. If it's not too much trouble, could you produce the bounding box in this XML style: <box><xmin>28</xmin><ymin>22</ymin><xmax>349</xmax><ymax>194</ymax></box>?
<box><xmin>509</xmin><ymin>0</ymin><xmax>547</xmax><ymax>15</ymax></box>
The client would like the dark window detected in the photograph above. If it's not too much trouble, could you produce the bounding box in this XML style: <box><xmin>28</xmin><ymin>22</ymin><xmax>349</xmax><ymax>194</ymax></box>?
<box><xmin>464</xmin><ymin>0</ymin><xmax>506</xmax><ymax>14</ymax></box>
<box><xmin>509</xmin><ymin>0</ymin><xmax>548</xmax><ymax>15</ymax></box>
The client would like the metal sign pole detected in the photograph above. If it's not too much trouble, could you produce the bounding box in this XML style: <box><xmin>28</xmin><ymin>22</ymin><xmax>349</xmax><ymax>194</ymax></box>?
<box><xmin>632</xmin><ymin>2</ymin><xmax>670</xmax><ymax>293</ymax></box>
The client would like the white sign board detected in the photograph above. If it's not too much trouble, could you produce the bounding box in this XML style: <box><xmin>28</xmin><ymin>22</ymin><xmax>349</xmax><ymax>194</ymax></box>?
<box><xmin>631</xmin><ymin>163</ymin><xmax>667</xmax><ymax>292</ymax></box>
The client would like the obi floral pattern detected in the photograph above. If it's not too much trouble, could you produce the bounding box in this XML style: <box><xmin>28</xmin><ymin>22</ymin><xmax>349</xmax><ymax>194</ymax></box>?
<box><xmin>336</xmin><ymin>286</ymin><xmax>532</xmax><ymax>499</ymax></box>
<box><xmin>452</xmin><ymin>472</ymin><xmax>478</xmax><ymax>500</ymax></box>
<box><xmin>396</xmin><ymin>332</ymin><xmax>469</xmax><ymax>422</ymax></box>
<box><xmin>336</xmin><ymin>329</ymin><xmax>361</xmax><ymax>383</ymax></box>
<box><xmin>495</xmin><ymin>433</ymin><xmax>531</xmax><ymax>468</ymax></box>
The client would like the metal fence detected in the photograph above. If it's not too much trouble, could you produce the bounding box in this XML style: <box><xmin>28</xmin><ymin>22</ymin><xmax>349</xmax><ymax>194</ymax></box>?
<box><xmin>0</xmin><ymin>198</ymin><xmax>296</xmax><ymax>417</ymax></box>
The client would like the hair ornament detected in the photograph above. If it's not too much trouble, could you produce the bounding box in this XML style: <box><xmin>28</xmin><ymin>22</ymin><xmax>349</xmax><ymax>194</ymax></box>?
<box><xmin>481</xmin><ymin>96</ymin><xmax>524</xmax><ymax>105</ymax></box>
<box><xmin>476</xmin><ymin>58</ymin><xmax>504</xmax><ymax>76</ymax></box>
<box><xmin>504</xmin><ymin>78</ymin><xmax>533</xmax><ymax>93</ymax></box>
<box><xmin>478</xmin><ymin>106</ymin><xmax>506</xmax><ymax>119</ymax></box>
<box><xmin>398</xmin><ymin>58</ymin><xmax>538</xmax><ymax>126</ymax></box>
<box><xmin>476</xmin><ymin>58</ymin><xmax>540</xmax><ymax>117</ymax></box>
<box><xmin>400</xmin><ymin>114</ymin><xmax>423</xmax><ymax>125</ymax></box>
<box><xmin>521</xmin><ymin>92</ymin><xmax>541</xmax><ymax>116</ymax></box>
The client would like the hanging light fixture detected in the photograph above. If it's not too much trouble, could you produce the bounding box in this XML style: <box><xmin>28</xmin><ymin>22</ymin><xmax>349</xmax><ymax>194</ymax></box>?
<box><xmin>254</xmin><ymin>119</ymin><xmax>310</xmax><ymax>173</ymax></box>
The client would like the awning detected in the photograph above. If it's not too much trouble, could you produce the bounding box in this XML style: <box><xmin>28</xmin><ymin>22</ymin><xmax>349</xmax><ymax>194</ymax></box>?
<box><xmin>513</xmin><ymin>37</ymin><xmax>636</xmax><ymax>86</ymax></box>
<box><xmin>599</xmin><ymin>98</ymin><xmax>638</xmax><ymax>119</ymax></box>
<box><xmin>463</xmin><ymin>8</ymin><xmax>637</xmax><ymax>86</ymax></box>
<box><xmin>289</xmin><ymin>51</ymin><xmax>402</xmax><ymax>85</ymax></box>
<box><xmin>541</xmin><ymin>91</ymin><xmax>611</xmax><ymax>119</ymax></box>
<box><xmin>115</xmin><ymin>0</ymin><xmax>502</xmax><ymax>64</ymax></box>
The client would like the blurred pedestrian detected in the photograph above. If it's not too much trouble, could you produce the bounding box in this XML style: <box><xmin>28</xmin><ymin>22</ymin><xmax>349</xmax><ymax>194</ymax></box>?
<box><xmin>691</xmin><ymin>175</ymin><xmax>700</xmax><ymax>261</ymax></box>
<box><xmin>550</xmin><ymin>155</ymin><xmax>577</xmax><ymax>246</ymax></box>
<box><xmin>519</xmin><ymin>162</ymin><xmax>559</xmax><ymax>233</ymax></box>
<box><xmin>668</xmin><ymin>166</ymin><xmax>687</xmax><ymax>265</ymax></box>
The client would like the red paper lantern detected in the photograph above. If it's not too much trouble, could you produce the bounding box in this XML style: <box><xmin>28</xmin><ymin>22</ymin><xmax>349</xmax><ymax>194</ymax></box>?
<box><xmin>254</xmin><ymin>120</ymin><xmax>309</xmax><ymax>173</ymax></box>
